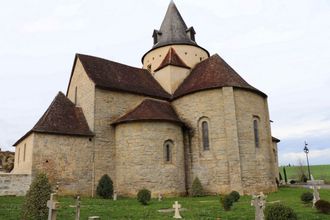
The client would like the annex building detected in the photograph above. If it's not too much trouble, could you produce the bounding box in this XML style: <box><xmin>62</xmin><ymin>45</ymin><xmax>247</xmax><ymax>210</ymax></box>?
<box><xmin>12</xmin><ymin>2</ymin><xmax>280</xmax><ymax>196</ymax></box>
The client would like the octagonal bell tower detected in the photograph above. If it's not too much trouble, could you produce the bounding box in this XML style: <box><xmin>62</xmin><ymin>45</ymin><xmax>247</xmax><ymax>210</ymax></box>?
<box><xmin>142</xmin><ymin>1</ymin><xmax>209</xmax><ymax>94</ymax></box>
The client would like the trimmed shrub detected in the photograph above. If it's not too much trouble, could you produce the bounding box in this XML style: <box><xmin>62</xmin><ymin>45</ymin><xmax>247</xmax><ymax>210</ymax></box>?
<box><xmin>290</xmin><ymin>180</ymin><xmax>296</xmax><ymax>184</ymax></box>
<box><xmin>229</xmin><ymin>191</ymin><xmax>240</xmax><ymax>202</ymax></box>
<box><xmin>300</xmin><ymin>174</ymin><xmax>308</xmax><ymax>183</ymax></box>
<box><xmin>137</xmin><ymin>188</ymin><xmax>151</xmax><ymax>205</ymax></box>
<box><xmin>96</xmin><ymin>174</ymin><xmax>113</xmax><ymax>199</ymax></box>
<box><xmin>221</xmin><ymin>195</ymin><xmax>234</xmax><ymax>211</ymax></box>
<box><xmin>265</xmin><ymin>203</ymin><xmax>297</xmax><ymax>220</ymax></box>
<box><xmin>21</xmin><ymin>173</ymin><xmax>52</xmax><ymax>220</ymax></box>
<box><xmin>300</xmin><ymin>192</ymin><xmax>313</xmax><ymax>203</ymax></box>
<box><xmin>191</xmin><ymin>177</ymin><xmax>203</xmax><ymax>197</ymax></box>
<box><xmin>315</xmin><ymin>200</ymin><xmax>330</xmax><ymax>214</ymax></box>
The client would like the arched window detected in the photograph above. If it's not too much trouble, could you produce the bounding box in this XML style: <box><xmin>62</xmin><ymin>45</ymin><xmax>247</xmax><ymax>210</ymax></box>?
<box><xmin>202</xmin><ymin>121</ymin><xmax>210</xmax><ymax>151</ymax></box>
<box><xmin>164</xmin><ymin>140</ymin><xmax>173</xmax><ymax>163</ymax></box>
<box><xmin>253</xmin><ymin>118</ymin><xmax>259</xmax><ymax>148</ymax></box>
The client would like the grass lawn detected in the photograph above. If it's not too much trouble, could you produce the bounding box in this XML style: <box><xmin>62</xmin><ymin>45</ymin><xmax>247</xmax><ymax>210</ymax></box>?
<box><xmin>0</xmin><ymin>187</ymin><xmax>330</xmax><ymax>219</ymax></box>
<box><xmin>279</xmin><ymin>164</ymin><xmax>330</xmax><ymax>183</ymax></box>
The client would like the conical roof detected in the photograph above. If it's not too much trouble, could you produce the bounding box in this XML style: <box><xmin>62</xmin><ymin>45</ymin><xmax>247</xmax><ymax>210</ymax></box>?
<box><xmin>153</xmin><ymin>1</ymin><xmax>197</xmax><ymax>49</ymax></box>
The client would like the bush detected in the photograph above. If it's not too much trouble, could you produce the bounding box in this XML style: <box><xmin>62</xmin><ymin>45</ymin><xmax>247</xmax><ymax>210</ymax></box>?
<box><xmin>137</xmin><ymin>188</ymin><xmax>151</xmax><ymax>205</ymax></box>
<box><xmin>300</xmin><ymin>192</ymin><xmax>313</xmax><ymax>203</ymax></box>
<box><xmin>21</xmin><ymin>173</ymin><xmax>52</xmax><ymax>220</ymax></box>
<box><xmin>229</xmin><ymin>191</ymin><xmax>240</xmax><ymax>202</ymax></box>
<box><xmin>96</xmin><ymin>174</ymin><xmax>113</xmax><ymax>199</ymax></box>
<box><xmin>265</xmin><ymin>203</ymin><xmax>297</xmax><ymax>220</ymax></box>
<box><xmin>191</xmin><ymin>177</ymin><xmax>203</xmax><ymax>197</ymax></box>
<box><xmin>300</xmin><ymin>174</ymin><xmax>308</xmax><ymax>183</ymax></box>
<box><xmin>221</xmin><ymin>195</ymin><xmax>234</xmax><ymax>211</ymax></box>
<box><xmin>315</xmin><ymin>200</ymin><xmax>330</xmax><ymax>214</ymax></box>
<box><xmin>290</xmin><ymin>180</ymin><xmax>296</xmax><ymax>184</ymax></box>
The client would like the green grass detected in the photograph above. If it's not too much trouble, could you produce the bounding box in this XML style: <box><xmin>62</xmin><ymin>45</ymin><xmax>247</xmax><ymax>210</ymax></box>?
<box><xmin>0</xmin><ymin>188</ymin><xmax>330</xmax><ymax>219</ymax></box>
<box><xmin>279</xmin><ymin>164</ymin><xmax>330</xmax><ymax>183</ymax></box>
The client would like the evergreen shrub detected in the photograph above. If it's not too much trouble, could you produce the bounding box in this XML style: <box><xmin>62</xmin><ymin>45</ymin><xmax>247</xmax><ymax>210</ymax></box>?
<box><xmin>96</xmin><ymin>174</ymin><xmax>113</xmax><ymax>199</ymax></box>
<box><xmin>315</xmin><ymin>200</ymin><xmax>330</xmax><ymax>214</ymax></box>
<box><xmin>137</xmin><ymin>188</ymin><xmax>151</xmax><ymax>205</ymax></box>
<box><xmin>221</xmin><ymin>195</ymin><xmax>234</xmax><ymax>211</ymax></box>
<box><xmin>229</xmin><ymin>190</ymin><xmax>240</xmax><ymax>202</ymax></box>
<box><xmin>191</xmin><ymin>177</ymin><xmax>203</xmax><ymax>197</ymax></box>
<box><xmin>265</xmin><ymin>203</ymin><xmax>297</xmax><ymax>220</ymax></box>
<box><xmin>300</xmin><ymin>192</ymin><xmax>313</xmax><ymax>203</ymax></box>
<box><xmin>21</xmin><ymin>173</ymin><xmax>52</xmax><ymax>220</ymax></box>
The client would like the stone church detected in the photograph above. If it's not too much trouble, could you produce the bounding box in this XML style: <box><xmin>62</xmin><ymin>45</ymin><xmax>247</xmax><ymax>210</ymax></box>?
<box><xmin>12</xmin><ymin>2</ymin><xmax>279</xmax><ymax>196</ymax></box>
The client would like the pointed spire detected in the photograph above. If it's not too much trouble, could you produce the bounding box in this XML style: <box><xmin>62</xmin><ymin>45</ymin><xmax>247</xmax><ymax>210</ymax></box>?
<box><xmin>152</xmin><ymin>1</ymin><xmax>197</xmax><ymax>49</ymax></box>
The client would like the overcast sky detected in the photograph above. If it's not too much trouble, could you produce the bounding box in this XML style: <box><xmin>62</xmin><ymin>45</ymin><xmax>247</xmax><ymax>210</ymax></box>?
<box><xmin>1</xmin><ymin>0</ymin><xmax>329</xmax><ymax>166</ymax></box>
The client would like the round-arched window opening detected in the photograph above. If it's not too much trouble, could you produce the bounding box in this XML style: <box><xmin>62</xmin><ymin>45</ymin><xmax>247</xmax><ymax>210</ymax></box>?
<box><xmin>163</xmin><ymin>140</ymin><xmax>174</xmax><ymax>163</ymax></box>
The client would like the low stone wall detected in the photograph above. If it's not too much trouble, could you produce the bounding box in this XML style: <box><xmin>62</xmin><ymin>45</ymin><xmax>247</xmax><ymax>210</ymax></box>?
<box><xmin>0</xmin><ymin>173</ymin><xmax>31</xmax><ymax>196</ymax></box>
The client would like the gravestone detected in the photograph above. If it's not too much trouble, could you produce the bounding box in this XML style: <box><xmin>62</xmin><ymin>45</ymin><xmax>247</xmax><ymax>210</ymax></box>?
<box><xmin>113</xmin><ymin>191</ymin><xmax>117</xmax><ymax>201</ymax></box>
<box><xmin>173</xmin><ymin>201</ymin><xmax>182</xmax><ymax>219</ymax></box>
<box><xmin>75</xmin><ymin>196</ymin><xmax>81</xmax><ymax>220</ymax></box>
<box><xmin>251</xmin><ymin>192</ymin><xmax>267</xmax><ymax>220</ymax></box>
<box><xmin>88</xmin><ymin>217</ymin><xmax>100</xmax><ymax>220</ymax></box>
<box><xmin>47</xmin><ymin>193</ymin><xmax>59</xmax><ymax>220</ymax></box>
<box><xmin>158</xmin><ymin>193</ymin><xmax>163</xmax><ymax>201</ymax></box>
<box><xmin>309</xmin><ymin>175</ymin><xmax>320</xmax><ymax>207</ymax></box>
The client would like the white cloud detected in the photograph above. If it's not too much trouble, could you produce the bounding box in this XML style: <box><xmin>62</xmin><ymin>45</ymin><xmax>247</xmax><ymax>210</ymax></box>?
<box><xmin>280</xmin><ymin>148</ymin><xmax>330</xmax><ymax>165</ymax></box>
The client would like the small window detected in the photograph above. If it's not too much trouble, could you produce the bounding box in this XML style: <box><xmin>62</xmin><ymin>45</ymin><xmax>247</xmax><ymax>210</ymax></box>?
<box><xmin>17</xmin><ymin>147</ymin><xmax>20</xmax><ymax>165</ymax></box>
<box><xmin>147</xmin><ymin>64</ymin><xmax>152</xmax><ymax>72</ymax></box>
<box><xmin>164</xmin><ymin>140</ymin><xmax>173</xmax><ymax>163</ymax></box>
<box><xmin>202</xmin><ymin>121</ymin><xmax>210</xmax><ymax>151</ymax></box>
<box><xmin>74</xmin><ymin>86</ymin><xmax>78</xmax><ymax>105</ymax></box>
<box><xmin>253</xmin><ymin>118</ymin><xmax>259</xmax><ymax>148</ymax></box>
<box><xmin>23</xmin><ymin>144</ymin><xmax>26</xmax><ymax>162</ymax></box>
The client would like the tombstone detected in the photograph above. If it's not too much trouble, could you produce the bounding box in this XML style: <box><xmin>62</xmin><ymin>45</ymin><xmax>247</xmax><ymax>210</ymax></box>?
<box><xmin>309</xmin><ymin>175</ymin><xmax>320</xmax><ymax>207</ymax></box>
<box><xmin>113</xmin><ymin>191</ymin><xmax>117</xmax><ymax>201</ymax></box>
<box><xmin>75</xmin><ymin>196</ymin><xmax>81</xmax><ymax>220</ymax></box>
<box><xmin>173</xmin><ymin>201</ymin><xmax>182</xmax><ymax>219</ymax></box>
<box><xmin>47</xmin><ymin>193</ymin><xmax>59</xmax><ymax>220</ymax></box>
<box><xmin>251</xmin><ymin>192</ymin><xmax>267</xmax><ymax>220</ymax></box>
<box><xmin>88</xmin><ymin>216</ymin><xmax>100</xmax><ymax>220</ymax></box>
<box><xmin>158</xmin><ymin>193</ymin><xmax>163</xmax><ymax>202</ymax></box>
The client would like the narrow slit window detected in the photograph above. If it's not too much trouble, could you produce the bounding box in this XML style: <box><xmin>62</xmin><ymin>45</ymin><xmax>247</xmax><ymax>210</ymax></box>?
<box><xmin>202</xmin><ymin>121</ymin><xmax>210</xmax><ymax>150</ymax></box>
<box><xmin>253</xmin><ymin>119</ymin><xmax>259</xmax><ymax>148</ymax></box>
<box><xmin>74</xmin><ymin>86</ymin><xmax>78</xmax><ymax>105</ymax></box>
<box><xmin>166</xmin><ymin>144</ymin><xmax>170</xmax><ymax>162</ymax></box>
<box><xmin>17</xmin><ymin>148</ymin><xmax>20</xmax><ymax>165</ymax></box>
<box><xmin>164</xmin><ymin>140</ymin><xmax>173</xmax><ymax>163</ymax></box>
<box><xmin>23</xmin><ymin>144</ymin><xmax>26</xmax><ymax>162</ymax></box>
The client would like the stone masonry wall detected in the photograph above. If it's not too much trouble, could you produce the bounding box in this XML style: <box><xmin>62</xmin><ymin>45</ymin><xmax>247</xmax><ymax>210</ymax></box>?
<box><xmin>172</xmin><ymin>89</ymin><xmax>231</xmax><ymax>194</ymax></box>
<box><xmin>233</xmin><ymin>89</ymin><xmax>277</xmax><ymax>194</ymax></box>
<box><xmin>32</xmin><ymin>133</ymin><xmax>94</xmax><ymax>196</ymax></box>
<box><xmin>67</xmin><ymin>58</ymin><xmax>95</xmax><ymax>131</ymax></box>
<box><xmin>93</xmin><ymin>89</ymin><xmax>146</xmax><ymax>192</ymax></box>
<box><xmin>12</xmin><ymin>133</ymin><xmax>34</xmax><ymax>174</ymax></box>
<box><xmin>115</xmin><ymin>121</ymin><xmax>185</xmax><ymax>197</ymax></box>
<box><xmin>0</xmin><ymin>174</ymin><xmax>31</xmax><ymax>196</ymax></box>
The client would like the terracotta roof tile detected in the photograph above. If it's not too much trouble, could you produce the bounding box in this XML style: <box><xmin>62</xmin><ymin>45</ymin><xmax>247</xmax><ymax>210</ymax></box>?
<box><xmin>112</xmin><ymin>99</ymin><xmax>182</xmax><ymax>125</ymax></box>
<box><xmin>76</xmin><ymin>54</ymin><xmax>171</xmax><ymax>100</ymax></box>
<box><xmin>173</xmin><ymin>54</ymin><xmax>266</xmax><ymax>98</ymax></box>
<box><xmin>13</xmin><ymin>92</ymin><xmax>93</xmax><ymax>146</ymax></box>
<box><xmin>154</xmin><ymin>47</ymin><xmax>190</xmax><ymax>71</ymax></box>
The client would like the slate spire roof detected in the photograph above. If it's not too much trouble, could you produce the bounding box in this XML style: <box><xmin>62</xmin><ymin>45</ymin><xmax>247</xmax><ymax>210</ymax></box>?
<box><xmin>154</xmin><ymin>47</ymin><xmax>190</xmax><ymax>71</ymax></box>
<box><xmin>14</xmin><ymin>92</ymin><xmax>93</xmax><ymax>146</ymax></box>
<box><xmin>112</xmin><ymin>99</ymin><xmax>182</xmax><ymax>125</ymax></box>
<box><xmin>152</xmin><ymin>1</ymin><xmax>198</xmax><ymax>49</ymax></box>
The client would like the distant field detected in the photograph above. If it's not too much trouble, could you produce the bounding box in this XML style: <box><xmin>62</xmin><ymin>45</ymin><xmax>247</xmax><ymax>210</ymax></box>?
<box><xmin>279</xmin><ymin>164</ymin><xmax>330</xmax><ymax>183</ymax></box>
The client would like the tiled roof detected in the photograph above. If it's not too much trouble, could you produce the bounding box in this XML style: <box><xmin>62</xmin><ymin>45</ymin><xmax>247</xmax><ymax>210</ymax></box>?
<box><xmin>154</xmin><ymin>47</ymin><xmax>190</xmax><ymax>71</ymax></box>
<box><xmin>75</xmin><ymin>54</ymin><xmax>171</xmax><ymax>100</ymax></box>
<box><xmin>173</xmin><ymin>54</ymin><xmax>266</xmax><ymax>98</ymax></box>
<box><xmin>112</xmin><ymin>99</ymin><xmax>182</xmax><ymax>125</ymax></box>
<box><xmin>13</xmin><ymin>92</ymin><xmax>93</xmax><ymax>146</ymax></box>
<box><xmin>272</xmin><ymin>137</ymin><xmax>280</xmax><ymax>143</ymax></box>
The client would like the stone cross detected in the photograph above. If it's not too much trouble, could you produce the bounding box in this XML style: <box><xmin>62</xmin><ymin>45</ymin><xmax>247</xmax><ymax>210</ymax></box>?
<box><xmin>309</xmin><ymin>175</ymin><xmax>320</xmax><ymax>207</ymax></box>
<box><xmin>158</xmin><ymin>193</ymin><xmax>163</xmax><ymax>202</ymax></box>
<box><xmin>113</xmin><ymin>191</ymin><xmax>117</xmax><ymax>201</ymax></box>
<box><xmin>75</xmin><ymin>196</ymin><xmax>81</xmax><ymax>220</ymax></box>
<box><xmin>173</xmin><ymin>201</ymin><xmax>182</xmax><ymax>219</ymax></box>
<box><xmin>251</xmin><ymin>192</ymin><xmax>267</xmax><ymax>220</ymax></box>
<box><xmin>47</xmin><ymin>193</ymin><xmax>59</xmax><ymax>220</ymax></box>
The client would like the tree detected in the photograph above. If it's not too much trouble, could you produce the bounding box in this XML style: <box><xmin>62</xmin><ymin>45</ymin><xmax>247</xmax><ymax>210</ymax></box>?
<box><xmin>283</xmin><ymin>167</ymin><xmax>288</xmax><ymax>184</ymax></box>
<box><xmin>191</xmin><ymin>177</ymin><xmax>204</xmax><ymax>197</ymax></box>
<box><xmin>21</xmin><ymin>173</ymin><xmax>52</xmax><ymax>220</ymax></box>
<box><xmin>96</xmin><ymin>174</ymin><xmax>113</xmax><ymax>199</ymax></box>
